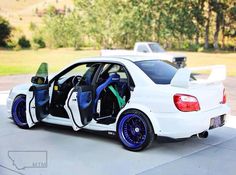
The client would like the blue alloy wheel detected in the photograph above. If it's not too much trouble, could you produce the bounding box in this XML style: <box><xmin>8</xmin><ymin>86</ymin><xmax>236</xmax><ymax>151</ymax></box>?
<box><xmin>12</xmin><ymin>95</ymin><xmax>29</xmax><ymax>129</ymax></box>
<box><xmin>118</xmin><ymin>110</ymin><xmax>154</xmax><ymax>151</ymax></box>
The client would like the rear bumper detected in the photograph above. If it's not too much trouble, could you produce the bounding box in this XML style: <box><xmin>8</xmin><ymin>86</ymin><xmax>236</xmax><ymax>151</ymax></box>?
<box><xmin>153</xmin><ymin>104</ymin><xmax>230</xmax><ymax>139</ymax></box>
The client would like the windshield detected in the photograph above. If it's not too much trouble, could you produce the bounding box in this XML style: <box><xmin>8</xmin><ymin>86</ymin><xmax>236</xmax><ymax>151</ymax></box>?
<box><xmin>135</xmin><ymin>60</ymin><xmax>177</xmax><ymax>84</ymax></box>
<box><xmin>148</xmin><ymin>43</ymin><xmax>165</xmax><ymax>53</ymax></box>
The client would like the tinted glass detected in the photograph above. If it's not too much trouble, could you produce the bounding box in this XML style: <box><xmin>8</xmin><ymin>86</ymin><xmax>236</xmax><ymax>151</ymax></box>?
<box><xmin>36</xmin><ymin>62</ymin><xmax>48</xmax><ymax>78</ymax></box>
<box><xmin>79</xmin><ymin>64</ymin><xmax>100</xmax><ymax>86</ymax></box>
<box><xmin>135</xmin><ymin>60</ymin><xmax>177</xmax><ymax>84</ymax></box>
<box><xmin>149</xmin><ymin>43</ymin><xmax>165</xmax><ymax>52</ymax></box>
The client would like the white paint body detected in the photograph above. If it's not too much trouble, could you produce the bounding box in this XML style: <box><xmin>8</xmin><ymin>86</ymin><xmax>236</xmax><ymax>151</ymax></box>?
<box><xmin>7</xmin><ymin>56</ymin><xmax>230</xmax><ymax>139</ymax></box>
<box><xmin>101</xmin><ymin>42</ymin><xmax>186</xmax><ymax>64</ymax></box>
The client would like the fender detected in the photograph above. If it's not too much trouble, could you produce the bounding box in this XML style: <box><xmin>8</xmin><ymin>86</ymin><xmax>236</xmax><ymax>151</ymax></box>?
<box><xmin>116</xmin><ymin>102</ymin><xmax>161</xmax><ymax>135</ymax></box>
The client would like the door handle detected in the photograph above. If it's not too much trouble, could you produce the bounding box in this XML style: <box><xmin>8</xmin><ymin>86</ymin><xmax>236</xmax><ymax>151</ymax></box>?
<box><xmin>72</xmin><ymin>99</ymin><xmax>77</xmax><ymax>101</ymax></box>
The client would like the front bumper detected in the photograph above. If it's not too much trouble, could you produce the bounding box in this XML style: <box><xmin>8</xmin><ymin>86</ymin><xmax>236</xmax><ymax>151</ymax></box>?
<box><xmin>6</xmin><ymin>96</ymin><xmax>13</xmax><ymax>118</ymax></box>
<box><xmin>153</xmin><ymin>104</ymin><xmax>230</xmax><ymax>139</ymax></box>
<box><xmin>173</xmin><ymin>57</ymin><xmax>186</xmax><ymax>68</ymax></box>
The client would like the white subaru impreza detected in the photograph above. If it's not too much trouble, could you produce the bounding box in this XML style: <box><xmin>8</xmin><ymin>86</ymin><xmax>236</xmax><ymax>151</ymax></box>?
<box><xmin>6</xmin><ymin>56</ymin><xmax>230</xmax><ymax>151</ymax></box>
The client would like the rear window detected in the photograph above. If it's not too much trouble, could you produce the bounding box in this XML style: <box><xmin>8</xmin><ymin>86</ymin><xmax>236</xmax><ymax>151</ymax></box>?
<box><xmin>135</xmin><ymin>60</ymin><xmax>177</xmax><ymax>84</ymax></box>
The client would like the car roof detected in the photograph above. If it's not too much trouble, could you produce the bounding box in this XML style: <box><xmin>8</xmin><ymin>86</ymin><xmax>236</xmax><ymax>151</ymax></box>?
<box><xmin>77</xmin><ymin>55</ymin><xmax>162</xmax><ymax>63</ymax></box>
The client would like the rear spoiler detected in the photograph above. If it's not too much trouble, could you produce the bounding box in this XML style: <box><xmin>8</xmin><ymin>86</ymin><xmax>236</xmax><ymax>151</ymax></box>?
<box><xmin>171</xmin><ymin>65</ymin><xmax>226</xmax><ymax>88</ymax></box>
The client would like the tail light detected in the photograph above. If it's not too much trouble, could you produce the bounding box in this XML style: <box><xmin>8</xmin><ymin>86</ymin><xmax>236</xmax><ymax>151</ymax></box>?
<box><xmin>174</xmin><ymin>94</ymin><xmax>200</xmax><ymax>112</ymax></box>
<box><xmin>221</xmin><ymin>88</ymin><xmax>226</xmax><ymax>104</ymax></box>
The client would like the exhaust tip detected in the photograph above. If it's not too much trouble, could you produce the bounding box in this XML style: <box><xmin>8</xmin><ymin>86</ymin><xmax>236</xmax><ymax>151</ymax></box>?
<box><xmin>197</xmin><ymin>131</ymin><xmax>208</xmax><ymax>139</ymax></box>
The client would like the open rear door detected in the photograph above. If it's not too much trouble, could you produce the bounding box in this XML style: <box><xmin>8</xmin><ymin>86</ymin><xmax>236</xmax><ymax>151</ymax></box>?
<box><xmin>26</xmin><ymin>63</ymin><xmax>50</xmax><ymax>127</ymax></box>
<box><xmin>65</xmin><ymin>63</ymin><xmax>100</xmax><ymax>131</ymax></box>
<box><xmin>66</xmin><ymin>85</ymin><xmax>94</xmax><ymax>130</ymax></box>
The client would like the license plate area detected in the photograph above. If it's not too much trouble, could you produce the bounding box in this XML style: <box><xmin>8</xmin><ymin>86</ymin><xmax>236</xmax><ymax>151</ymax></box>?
<box><xmin>209</xmin><ymin>115</ymin><xmax>225</xmax><ymax>129</ymax></box>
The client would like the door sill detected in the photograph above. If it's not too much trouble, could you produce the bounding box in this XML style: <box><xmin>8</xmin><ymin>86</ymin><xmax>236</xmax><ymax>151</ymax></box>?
<box><xmin>42</xmin><ymin>115</ymin><xmax>72</xmax><ymax>127</ymax></box>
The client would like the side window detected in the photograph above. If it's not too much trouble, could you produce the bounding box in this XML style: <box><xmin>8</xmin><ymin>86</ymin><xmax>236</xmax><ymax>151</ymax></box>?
<box><xmin>79</xmin><ymin>64</ymin><xmax>100</xmax><ymax>86</ymax></box>
<box><xmin>62</xmin><ymin>64</ymin><xmax>88</xmax><ymax>78</ymax></box>
<box><xmin>97</xmin><ymin>64</ymin><xmax>128</xmax><ymax>84</ymax></box>
<box><xmin>108</xmin><ymin>64</ymin><xmax>128</xmax><ymax>80</ymax></box>
<box><xmin>137</xmin><ymin>44</ymin><xmax>149</xmax><ymax>53</ymax></box>
<box><xmin>97</xmin><ymin>63</ymin><xmax>135</xmax><ymax>88</ymax></box>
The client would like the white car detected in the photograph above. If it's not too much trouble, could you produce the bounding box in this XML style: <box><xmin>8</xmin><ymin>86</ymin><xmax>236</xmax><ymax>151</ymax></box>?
<box><xmin>7</xmin><ymin>56</ymin><xmax>230</xmax><ymax>151</ymax></box>
<box><xmin>101</xmin><ymin>42</ymin><xmax>187</xmax><ymax>68</ymax></box>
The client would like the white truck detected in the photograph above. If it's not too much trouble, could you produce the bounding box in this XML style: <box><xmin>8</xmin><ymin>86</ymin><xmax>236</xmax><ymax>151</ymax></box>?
<box><xmin>101</xmin><ymin>42</ymin><xmax>187</xmax><ymax>68</ymax></box>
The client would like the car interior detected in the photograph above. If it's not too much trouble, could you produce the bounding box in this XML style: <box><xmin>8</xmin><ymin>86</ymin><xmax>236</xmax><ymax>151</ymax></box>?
<box><xmin>49</xmin><ymin>62</ymin><xmax>132</xmax><ymax>125</ymax></box>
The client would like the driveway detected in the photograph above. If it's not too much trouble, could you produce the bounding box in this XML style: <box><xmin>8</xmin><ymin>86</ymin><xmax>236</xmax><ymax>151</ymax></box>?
<box><xmin>0</xmin><ymin>103</ymin><xmax>236</xmax><ymax>175</ymax></box>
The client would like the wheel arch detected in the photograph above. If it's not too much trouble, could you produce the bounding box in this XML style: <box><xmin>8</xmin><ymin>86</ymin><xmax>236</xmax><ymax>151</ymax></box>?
<box><xmin>11</xmin><ymin>94</ymin><xmax>29</xmax><ymax>129</ymax></box>
<box><xmin>116</xmin><ymin>104</ymin><xmax>160</xmax><ymax>135</ymax></box>
<box><xmin>11</xmin><ymin>94</ymin><xmax>26</xmax><ymax>111</ymax></box>
<box><xmin>9</xmin><ymin>94</ymin><xmax>27</xmax><ymax>114</ymax></box>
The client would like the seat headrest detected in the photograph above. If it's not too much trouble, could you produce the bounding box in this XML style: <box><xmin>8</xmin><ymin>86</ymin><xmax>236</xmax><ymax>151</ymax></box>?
<box><xmin>109</xmin><ymin>73</ymin><xmax>120</xmax><ymax>82</ymax></box>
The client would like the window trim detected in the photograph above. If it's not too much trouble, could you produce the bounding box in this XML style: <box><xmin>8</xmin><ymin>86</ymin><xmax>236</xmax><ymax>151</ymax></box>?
<box><xmin>49</xmin><ymin>61</ymin><xmax>135</xmax><ymax>90</ymax></box>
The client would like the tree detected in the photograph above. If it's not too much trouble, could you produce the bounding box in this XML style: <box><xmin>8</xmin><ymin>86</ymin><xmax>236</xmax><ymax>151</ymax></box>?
<box><xmin>204</xmin><ymin>0</ymin><xmax>212</xmax><ymax>49</ymax></box>
<box><xmin>0</xmin><ymin>16</ymin><xmax>11</xmax><ymax>47</ymax></box>
<box><xmin>211</xmin><ymin>0</ymin><xmax>228</xmax><ymax>49</ymax></box>
<box><xmin>40</xmin><ymin>0</ymin><xmax>235</xmax><ymax>50</ymax></box>
<box><xmin>191</xmin><ymin>0</ymin><xmax>206</xmax><ymax>45</ymax></box>
<box><xmin>223</xmin><ymin>1</ymin><xmax>236</xmax><ymax>48</ymax></box>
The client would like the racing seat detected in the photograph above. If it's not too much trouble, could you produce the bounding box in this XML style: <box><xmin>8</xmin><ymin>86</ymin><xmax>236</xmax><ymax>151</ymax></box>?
<box><xmin>94</xmin><ymin>73</ymin><xmax>121</xmax><ymax>113</ymax></box>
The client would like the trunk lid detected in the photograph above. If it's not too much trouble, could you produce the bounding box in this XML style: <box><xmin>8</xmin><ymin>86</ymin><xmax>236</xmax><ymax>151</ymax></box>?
<box><xmin>188</xmin><ymin>82</ymin><xmax>224</xmax><ymax>111</ymax></box>
<box><xmin>171</xmin><ymin>65</ymin><xmax>226</xmax><ymax>111</ymax></box>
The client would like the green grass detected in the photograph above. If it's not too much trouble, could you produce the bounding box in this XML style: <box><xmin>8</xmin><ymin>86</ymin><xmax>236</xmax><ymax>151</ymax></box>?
<box><xmin>0</xmin><ymin>48</ymin><xmax>99</xmax><ymax>76</ymax></box>
<box><xmin>0</xmin><ymin>48</ymin><xmax>235</xmax><ymax>76</ymax></box>
<box><xmin>182</xmin><ymin>51</ymin><xmax>236</xmax><ymax>77</ymax></box>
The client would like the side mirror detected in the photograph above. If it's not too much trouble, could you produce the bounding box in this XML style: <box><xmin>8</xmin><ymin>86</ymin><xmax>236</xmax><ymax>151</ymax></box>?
<box><xmin>31</xmin><ymin>76</ymin><xmax>46</xmax><ymax>84</ymax></box>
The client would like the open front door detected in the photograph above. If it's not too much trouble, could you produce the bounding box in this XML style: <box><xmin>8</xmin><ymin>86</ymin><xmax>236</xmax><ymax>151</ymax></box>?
<box><xmin>26</xmin><ymin>63</ymin><xmax>49</xmax><ymax>127</ymax></box>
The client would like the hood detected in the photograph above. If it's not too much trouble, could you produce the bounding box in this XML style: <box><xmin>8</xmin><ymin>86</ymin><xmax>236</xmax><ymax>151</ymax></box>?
<box><xmin>13</xmin><ymin>83</ymin><xmax>31</xmax><ymax>91</ymax></box>
<box><xmin>10</xmin><ymin>83</ymin><xmax>31</xmax><ymax>96</ymax></box>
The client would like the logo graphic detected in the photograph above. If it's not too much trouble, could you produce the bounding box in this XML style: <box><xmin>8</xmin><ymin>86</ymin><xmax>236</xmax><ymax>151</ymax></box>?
<box><xmin>8</xmin><ymin>151</ymin><xmax>48</xmax><ymax>170</ymax></box>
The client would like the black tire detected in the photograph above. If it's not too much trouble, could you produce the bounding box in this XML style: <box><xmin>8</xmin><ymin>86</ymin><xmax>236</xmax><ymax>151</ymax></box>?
<box><xmin>117</xmin><ymin>110</ymin><xmax>155</xmax><ymax>151</ymax></box>
<box><xmin>12</xmin><ymin>95</ymin><xmax>29</xmax><ymax>129</ymax></box>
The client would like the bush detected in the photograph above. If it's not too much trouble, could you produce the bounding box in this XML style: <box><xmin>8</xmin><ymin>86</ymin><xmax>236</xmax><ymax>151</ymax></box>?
<box><xmin>6</xmin><ymin>39</ymin><xmax>17</xmax><ymax>49</ymax></box>
<box><xmin>13</xmin><ymin>44</ymin><xmax>21</xmax><ymax>51</ymax></box>
<box><xmin>0</xmin><ymin>16</ymin><xmax>11</xmax><ymax>47</ymax></box>
<box><xmin>18</xmin><ymin>36</ymin><xmax>31</xmax><ymax>48</ymax></box>
<box><xmin>188</xmin><ymin>44</ymin><xmax>200</xmax><ymax>51</ymax></box>
<box><xmin>33</xmin><ymin>37</ymin><xmax>46</xmax><ymax>48</ymax></box>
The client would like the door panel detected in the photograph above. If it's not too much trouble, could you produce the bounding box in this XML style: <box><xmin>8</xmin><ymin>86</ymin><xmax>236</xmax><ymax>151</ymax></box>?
<box><xmin>65</xmin><ymin>63</ymin><xmax>101</xmax><ymax>129</ymax></box>
<box><xmin>76</xmin><ymin>85</ymin><xmax>94</xmax><ymax>126</ymax></box>
<box><xmin>65</xmin><ymin>89</ymin><xmax>83</xmax><ymax>130</ymax></box>
<box><xmin>65</xmin><ymin>86</ymin><xmax>94</xmax><ymax>129</ymax></box>
<box><xmin>34</xmin><ymin>85</ymin><xmax>49</xmax><ymax>121</ymax></box>
<box><xmin>27</xmin><ymin>85</ymin><xmax>49</xmax><ymax>126</ymax></box>
<box><xmin>26</xmin><ymin>63</ymin><xmax>50</xmax><ymax>127</ymax></box>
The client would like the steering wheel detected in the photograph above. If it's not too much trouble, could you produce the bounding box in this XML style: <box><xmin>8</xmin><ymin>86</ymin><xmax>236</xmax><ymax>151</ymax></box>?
<box><xmin>72</xmin><ymin>75</ymin><xmax>82</xmax><ymax>86</ymax></box>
